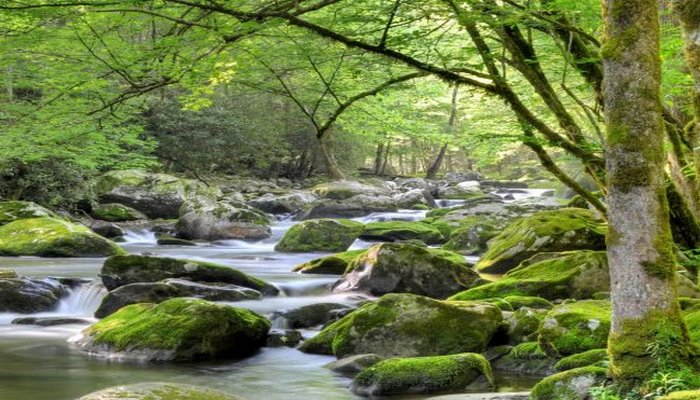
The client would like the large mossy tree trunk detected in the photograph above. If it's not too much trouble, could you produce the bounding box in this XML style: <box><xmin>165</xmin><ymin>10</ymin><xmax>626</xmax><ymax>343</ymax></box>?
<box><xmin>602</xmin><ymin>0</ymin><xmax>691</xmax><ymax>386</ymax></box>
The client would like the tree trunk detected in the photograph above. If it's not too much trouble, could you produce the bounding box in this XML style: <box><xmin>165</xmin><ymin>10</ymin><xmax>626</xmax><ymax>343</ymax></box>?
<box><xmin>426</xmin><ymin>86</ymin><xmax>459</xmax><ymax>179</ymax></box>
<box><xmin>380</xmin><ymin>140</ymin><xmax>391</xmax><ymax>176</ymax></box>
<box><xmin>374</xmin><ymin>142</ymin><xmax>385</xmax><ymax>175</ymax></box>
<box><xmin>602</xmin><ymin>0</ymin><xmax>691</xmax><ymax>386</ymax></box>
<box><xmin>318</xmin><ymin>136</ymin><xmax>344</xmax><ymax>179</ymax></box>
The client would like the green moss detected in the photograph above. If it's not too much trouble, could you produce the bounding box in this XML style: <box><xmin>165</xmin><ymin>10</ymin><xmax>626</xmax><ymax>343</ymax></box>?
<box><xmin>0</xmin><ymin>269</ymin><xmax>18</xmax><ymax>279</ymax></box>
<box><xmin>292</xmin><ymin>250</ymin><xmax>366</xmax><ymax>274</ymax></box>
<box><xmin>360</xmin><ymin>221</ymin><xmax>445</xmax><ymax>244</ymax></box>
<box><xmin>659</xmin><ymin>390</ymin><xmax>700</xmax><ymax>400</ymax></box>
<box><xmin>0</xmin><ymin>201</ymin><xmax>56</xmax><ymax>226</ymax></box>
<box><xmin>84</xmin><ymin>298</ymin><xmax>270</xmax><ymax>360</ymax></box>
<box><xmin>475</xmin><ymin>208</ymin><xmax>606</xmax><ymax>273</ymax></box>
<box><xmin>299</xmin><ymin>293</ymin><xmax>502</xmax><ymax>358</ymax></box>
<box><xmin>538</xmin><ymin>300</ymin><xmax>611</xmax><ymax>357</ymax></box>
<box><xmin>530</xmin><ymin>366</ymin><xmax>608</xmax><ymax>400</ymax></box>
<box><xmin>77</xmin><ymin>382</ymin><xmax>241</xmax><ymax>400</ymax></box>
<box><xmin>0</xmin><ymin>217</ymin><xmax>124</xmax><ymax>257</ymax></box>
<box><xmin>450</xmin><ymin>251</ymin><xmax>608</xmax><ymax>302</ymax></box>
<box><xmin>352</xmin><ymin>353</ymin><xmax>494</xmax><ymax>396</ymax></box>
<box><xmin>275</xmin><ymin>219</ymin><xmax>364</xmax><ymax>252</ymax></box>
<box><xmin>511</xmin><ymin>341</ymin><xmax>549</xmax><ymax>359</ymax></box>
<box><xmin>92</xmin><ymin>203</ymin><xmax>145</xmax><ymax>222</ymax></box>
<box><xmin>554</xmin><ymin>349</ymin><xmax>609</xmax><ymax>372</ymax></box>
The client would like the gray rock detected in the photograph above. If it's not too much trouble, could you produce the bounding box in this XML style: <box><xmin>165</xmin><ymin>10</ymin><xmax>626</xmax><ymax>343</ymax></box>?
<box><xmin>12</xmin><ymin>316</ymin><xmax>91</xmax><ymax>326</ymax></box>
<box><xmin>176</xmin><ymin>200</ymin><xmax>271</xmax><ymax>241</ymax></box>
<box><xmin>266</xmin><ymin>329</ymin><xmax>303</xmax><ymax>347</ymax></box>
<box><xmin>76</xmin><ymin>382</ymin><xmax>242</xmax><ymax>400</ymax></box>
<box><xmin>325</xmin><ymin>353</ymin><xmax>384</xmax><ymax>376</ymax></box>
<box><xmin>276</xmin><ymin>303</ymin><xmax>353</xmax><ymax>329</ymax></box>
<box><xmin>0</xmin><ymin>277</ymin><xmax>68</xmax><ymax>313</ymax></box>
<box><xmin>248</xmin><ymin>191</ymin><xmax>317</xmax><ymax>215</ymax></box>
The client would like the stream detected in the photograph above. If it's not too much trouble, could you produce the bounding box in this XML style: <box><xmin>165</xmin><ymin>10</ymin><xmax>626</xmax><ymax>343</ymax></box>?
<box><xmin>0</xmin><ymin>190</ymin><xmax>556</xmax><ymax>400</ymax></box>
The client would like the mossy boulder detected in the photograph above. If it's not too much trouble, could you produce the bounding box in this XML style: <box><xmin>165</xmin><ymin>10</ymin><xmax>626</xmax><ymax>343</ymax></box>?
<box><xmin>0</xmin><ymin>201</ymin><xmax>56</xmax><ymax>226</ymax></box>
<box><xmin>554</xmin><ymin>349</ymin><xmax>609</xmax><ymax>372</ymax></box>
<box><xmin>683</xmin><ymin>305</ymin><xmax>700</xmax><ymax>347</ymax></box>
<box><xmin>0</xmin><ymin>218</ymin><xmax>124</xmax><ymax>257</ymax></box>
<box><xmin>360</xmin><ymin>221</ymin><xmax>445</xmax><ymax>244</ymax></box>
<box><xmin>504</xmin><ymin>307</ymin><xmax>549</xmax><ymax>344</ymax></box>
<box><xmin>475</xmin><ymin>208</ymin><xmax>606</xmax><ymax>274</ymax></box>
<box><xmin>0</xmin><ymin>277</ymin><xmax>68</xmax><ymax>313</ymax></box>
<box><xmin>292</xmin><ymin>250</ymin><xmax>366</xmax><ymax>274</ymax></box>
<box><xmin>248</xmin><ymin>191</ymin><xmax>318</xmax><ymax>215</ymax></box>
<box><xmin>325</xmin><ymin>354</ymin><xmax>385</xmax><ymax>376</ymax></box>
<box><xmin>176</xmin><ymin>200</ymin><xmax>271</xmax><ymax>241</ymax></box>
<box><xmin>78</xmin><ymin>298</ymin><xmax>270</xmax><ymax>361</ymax></box>
<box><xmin>311</xmin><ymin>180</ymin><xmax>389</xmax><ymax>200</ymax></box>
<box><xmin>95</xmin><ymin>169</ymin><xmax>218</xmax><ymax>219</ymax></box>
<box><xmin>443</xmin><ymin>219</ymin><xmax>502</xmax><ymax>255</ymax></box>
<box><xmin>492</xmin><ymin>342</ymin><xmax>557</xmax><ymax>375</ymax></box>
<box><xmin>94</xmin><ymin>278</ymin><xmax>262</xmax><ymax>318</ymax></box>
<box><xmin>100</xmin><ymin>254</ymin><xmax>278</xmax><ymax>295</ymax></box>
<box><xmin>276</xmin><ymin>303</ymin><xmax>353</xmax><ymax>329</ymax></box>
<box><xmin>351</xmin><ymin>353</ymin><xmax>494</xmax><ymax>396</ymax></box>
<box><xmin>450</xmin><ymin>251</ymin><xmax>609</xmax><ymax>302</ymax></box>
<box><xmin>91</xmin><ymin>203</ymin><xmax>146</xmax><ymax>222</ymax></box>
<box><xmin>333</xmin><ymin>243</ymin><xmax>479</xmax><ymax>299</ymax></box>
<box><xmin>275</xmin><ymin>219</ymin><xmax>364</xmax><ymax>252</ymax></box>
<box><xmin>538</xmin><ymin>300</ymin><xmax>611</xmax><ymax>357</ymax></box>
<box><xmin>529</xmin><ymin>366</ymin><xmax>608</xmax><ymax>400</ymax></box>
<box><xmin>659</xmin><ymin>391</ymin><xmax>700</xmax><ymax>400</ymax></box>
<box><xmin>0</xmin><ymin>268</ymin><xmax>18</xmax><ymax>278</ymax></box>
<box><xmin>299</xmin><ymin>293</ymin><xmax>502</xmax><ymax>358</ymax></box>
<box><xmin>437</xmin><ymin>181</ymin><xmax>483</xmax><ymax>199</ymax></box>
<box><xmin>77</xmin><ymin>382</ymin><xmax>241</xmax><ymax>400</ymax></box>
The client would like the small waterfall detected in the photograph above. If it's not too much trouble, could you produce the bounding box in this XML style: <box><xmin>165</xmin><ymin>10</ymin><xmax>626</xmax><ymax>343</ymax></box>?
<box><xmin>121</xmin><ymin>230</ymin><xmax>157</xmax><ymax>245</ymax></box>
<box><xmin>353</xmin><ymin>210</ymin><xmax>429</xmax><ymax>223</ymax></box>
<box><xmin>56</xmin><ymin>281</ymin><xmax>107</xmax><ymax>316</ymax></box>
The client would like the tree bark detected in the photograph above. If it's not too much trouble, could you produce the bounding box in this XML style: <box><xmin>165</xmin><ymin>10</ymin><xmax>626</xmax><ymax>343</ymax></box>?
<box><xmin>602</xmin><ymin>0</ymin><xmax>691</xmax><ymax>386</ymax></box>
<box><xmin>374</xmin><ymin>142</ymin><xmax>385</xmax><ymax>175</ymax></box>
<box><xmin>426</xmin><ymin>86</ymin><xmax>459</xmax><ymax>180</ymax></box>
<box><xmin>318</xmin><ymin>136</ymin><xmax>344</xmax><ymax>179</ymax></box>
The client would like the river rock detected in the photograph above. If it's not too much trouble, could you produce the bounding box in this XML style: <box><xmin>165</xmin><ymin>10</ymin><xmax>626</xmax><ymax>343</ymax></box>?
<box><xmin>100</xmin><ymin>254</ymin><xmax>278</xmax><ymax>295</ymax></box>
<box><xmin>474</xmin><ymin>208</ymin><xmax>606</xmax><ymax>274</ymax></box>
<box><xmin>292</xmin><ymin>250</ymin><xmax>366</xmax><ymax>274</ymax></box>
<box><xmin>442</xmin><ymin>216</ymin><xmax>504</xmax><ymax>255</ymax></box>
<box><xmin>492</xmin><ymin>342</ymin><xmax>557</xmax><ymax>375</ymax></box>
<box><xmin>529</xmin><ymin>366</ymin><xmax>607</xmax><ymax>400</ymax></box>
<box><xmin>248</xmin><ymin>191</ymin><xmax>317</xmax><ymax>215</ymax></box>
<box><xmin>395</xmin><ymin>178</ymin><xmax>438</xmax><ymax>192</ymax></box>
<box><xmin>95</xmin><ymin>278</ymin><xmax>262</xmax><ymax>318</ymax></box>
<box><xmin>393</xmin><ymin>189</ymin><xmax>437</xmax><ymax>209</ymax></box>
<box><xmin>89</xmin><ymin>221</ymin><xmax>126</xmax><ymax>239</ymax></box>
<box><xmin>0</xmin><ymin>277</ymin><xmax>68</xmax><ymax>313</ymax></box>
<box><xmin>360</xmin><ymin>221</ymin><xmax>445</xmax><ymax>244</ymax></box>
<box><xmin>91</xmin><ymin>203</ymin><xmax>147</xmax><ymax>222</ymax></box>
<box><xmin>296</xmin><ymin>195</ymin><xmax>398</xmax><ymax>220</ymax></box>
<box><xmin>300</xmin><ymin>293</ymin><xmax>502</xmax><ymax>358</ymax></box>
<box><xmin>444</xmin><ymin>171</ymin><xmax>484</xmax><ymax>183</ymax></box>
<box><xmin>325</xmin><ymin>354</ymin><xmax>384</xmax><ymax>376</ymax></box>
<box><xmin>333</xmin><ymin>243</ymin><xmax>479</xmax><ymax>299</ymax></box>
<box><xmin>275</xmin><ymin>303</ymin><xmax>354</xmax><ymax>329</ymax></box>
<box><xmin>312</xmin><ymin>180</ymin><xmax>390</xmax><ymax>200</ymax></box>
<box><xmin>0</xmin><ymin>200</ymin><xmax>56</xmax><ymax>226</ymax></box>
<box><xmin>275</xmin><ymin>219</ymin><xmax>364</xmax><ymax>252</ymax></box>
<box><xmin>266</xmin><ymin>329</ymin><xmax>303</xmax><ymax>347</ymax></box>
<box><xmin>176</xmin><ymin>200</ymin><xmax>271</xmax><ymax>241</ymax></box>
<box><xmin>450</xmin><ymin>251</ymin><xmax>609</xmax><ymax>302</ymax></box>
<box><xmin>351</xmin><ymin>353</ymin><xmax>494</xmax><ymax>396</ymax></box>
<box><xmin>0</xmin><ymin>218</ymin><xmax>124</xmax><ymax>257</ymax></box>
<box><xmin>437</xmin><ymin>181</ymin><xmax>483</xmax><ymax>199</ymax></box>
<box><xmin>553</xmin><ymin>349</ymin><xmax>609</xmax><ymax>372</ymax></box>
<box><xmin>76</xmin><ymin>382</ymin><xmax>242</xmax><ymax>400</ymax></box>
<box><xmin>538</xmin><ymin>300</ymin><xmax>611</xmax><ymax>357</ymax></box>
<box><xmin>503</xmin><ymin>307</ymin><xmax>548</xmax><ymax>344</ymax></box>
<box><xmin>78</xmin><ymin>298</ymin><xmax>270</xmax><ymax>361</ymax></box>
<box><xmin>94</xmin><ymin>169</ymin><xmax>218</xmax><ymax>219</ymax></box>
<box><xmin>12</xmin><ymin>316</ymin><xmax>91</xmax><ymax>326</ymax></box>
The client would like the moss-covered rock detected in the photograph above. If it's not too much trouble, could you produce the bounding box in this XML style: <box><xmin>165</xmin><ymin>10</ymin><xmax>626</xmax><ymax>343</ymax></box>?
<box><xmin>360</xmin><ymin>221</ymin><xmax>445</xmax><ymax>244</ymax></box>
<box><xmin>100</xmin><ymin>254</ymin><xmax>278</xmax><ymax>295</ymax></box>
<box><xmin>449</xmin><ymin>251</ymin><xmax>609</xmax><ymax>302</ymax></box>
<box><xmin>94</xmin><ymin>278</ymin><xmax>262</xmax><ymax>318</ymax></box>
<box><xmin>277</xmin><ymin>303</ymin><xmax>353</xmax><ymax>329</ymax></box>
<box><xmin>0</xmin><ymin>269</ymin><xmax>18</xmax><ymax>278</ymax></box>
<box><xmin>292</xmin><ymin>250</ymin><xmax>366</xmax><ymax>274</ymax></box>
<box><xmin>95</xmin><ymin>169</ymin><xmax>219</xmax><ymax>219</ymax></box>
<box><xmin>683</xmin><ymin>305</ymin><xmax>700</xmax><ymax>347</ymax></box>
<box><xmin>529</xmin><ymin>366</ymin><xmax>608</xmax><ymax>400</ymax></box>
<box><xmin>443</xmin><ymin>219</ymin><xmax>502</xmax><ymax>255</ymax></box>
<box><xmin>491</xmin><ymin>342</ymin><xmax>557</xmax><ymax>375</ymax></box>
<box><xmin>78</xmin><ymin>298</ymin><xmax>270</xmax><ymax>361</ymax></box>
<box><xmin>538</xmin><ymin>300</ymin><xmax>611</xmax><ymax>357</ymax></box>
<box><xmin>275</xmin><ymin>219</ymin><xmax>364</xmax><ymax>252</ymax></box>
<box><xmin>325</xmin><ymin>354</ymin><xmax>384</xmax><ymax>376</ymax></box>
<box><xmin>475</xmin><ymin>209</ymin><xmax>606</xmax><ymax>274</ymax></box>
<box><xmin>437</xmin><ymin>181</ymin><xmax>483</xmax><ymax>200</ymax></box>
<box><xmin>504</xmin><ymin>307</ymin><xmax>549</xmax><ymax>344</ymax></box>
<box><xmin>0</xmin><ymin>218</ymin><xmax>124</xmax><ymax>257</ymax></box>
<box><xmin>311</xmin><ymin>180</ymin><xmax>389</xmax><ymax>200</ymax></box>
<box><xmin>176</xmin><ymin>200</ymin><xmax>271</xmax><ymax>241</ymax></box>
<box><xmin>351</xmin><ymin>353</ymin><xmax>494</xmax><ymax>396</ymax></box>
<box><xmin>0</xmin><ymin>277</ymin><xmax>68</xmax><ymax>313</ymax></box>
<box><xmin>333</xmin><ymin>243</ymin><xmax>479</xmax><ymax>299</ymax></box>
<box><xmin>77</xmin><ymin>382</ymin><xmax>241</xmax><ymax>400</ymax></box>
<box><xmin>554</xmin><ymin>349</ymin><xmax>609</xmax><ymax>372</ymax></box>
<box><xmin>0</xmin><ymin>201</ymin><xmax>56</xmax><ymax>226</ymax></box>
<box><xmin>91</xmin><ymin>203</ymin><xmax>146</xmax><ymax>222</ymax></box>
<box><xmin>155</xmin><ymin>233</ymin><xmax>197</xmax><ymax>246</ymax></box>
<box><xmin>299</xmin><ymin>293</ymin><xmax>502</xmax><ymax>358</ymax></box>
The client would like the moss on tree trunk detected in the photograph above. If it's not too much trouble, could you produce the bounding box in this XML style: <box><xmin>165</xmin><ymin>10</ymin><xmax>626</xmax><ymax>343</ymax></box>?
<box><xmin>602</xmin><ymin>0</ymin><xmax>692</xmax><ymax>387</ymax></box>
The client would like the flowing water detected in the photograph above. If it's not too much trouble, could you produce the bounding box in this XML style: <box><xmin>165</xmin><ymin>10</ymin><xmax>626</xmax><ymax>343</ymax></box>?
<box><xmin>0</xmin><ymin>190</ymin><xmax>553</xmax><ymax>400</ymax></box>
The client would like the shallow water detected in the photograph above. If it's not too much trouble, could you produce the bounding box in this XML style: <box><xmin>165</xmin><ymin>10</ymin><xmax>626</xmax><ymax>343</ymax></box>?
<box><xmin>0</xmin><ymin>190</ymin><xmax>551</xmax><ymax>400</ymax></box>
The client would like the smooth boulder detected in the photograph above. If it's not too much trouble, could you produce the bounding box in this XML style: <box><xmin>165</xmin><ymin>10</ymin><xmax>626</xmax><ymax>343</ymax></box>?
<box><xmin>529</xmin><ymin>366</ymin><xmax>607</xmax><ymax>400</ymax></box>
<box><xmin>360</xmin><ymin>221</ymin><xmax>445</xmax><ymax>244</ymax></box>
<box><xmin>333</xmin><ymin>243</ymin><xmax>479</xmax><ymax>299</ymax></box>
<box><xmin>275</xmin><ymin>219</ymin><xmax>364</xmax><ymax>252</ymax></box>
<box><xmin>91</xmin><ymin>203</ymin><xmax>146</xmax><ymax>222</ymax></box>
<box><xmin>176</xmin><ymin>200</ymin><xmax>271</xmax><ymax>241</ymax></box>
<box><xmin>0</xmin><ymin>200</ymin><xmax>56</xmax><ymax>225</ymax></box>
<box><xmin>0</xmin><ymin>277</ymin><xmax>67</xmax><ymax>313</ymax></box>
<box><xmin>0</xmin><ymin>218</ymin><xmax>123</xmax><ymax>257</ymax></box>
<box><xmin>300</xmin><ymin>293</ymin><xmax>502</xmax><ymax>358</ymax></box>
<box><xmin>292</xmin><ymin>250</ymin><xmax>366</xmax><ymax>275</ymax></box>
<box><xmin>538</xmin><ymin>300</ymin><xmax>611</xmax><ymax>357</ymax></box>
<box><xmin>77</xmin><ymin>382</ymin><xmax>241</xmax><ymax>400</ymax></box>
<box><xmin>77</xmin><ymin>298</ymin><xmax>270</xmax><ymax>361</ymax></box>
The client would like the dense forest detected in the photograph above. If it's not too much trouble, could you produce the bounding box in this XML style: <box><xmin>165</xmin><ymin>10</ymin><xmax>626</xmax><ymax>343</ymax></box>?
<box><xmin>0</xmin><ymin>1</ymin><xmax>699</xmax><ymax>400</ymax></box>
